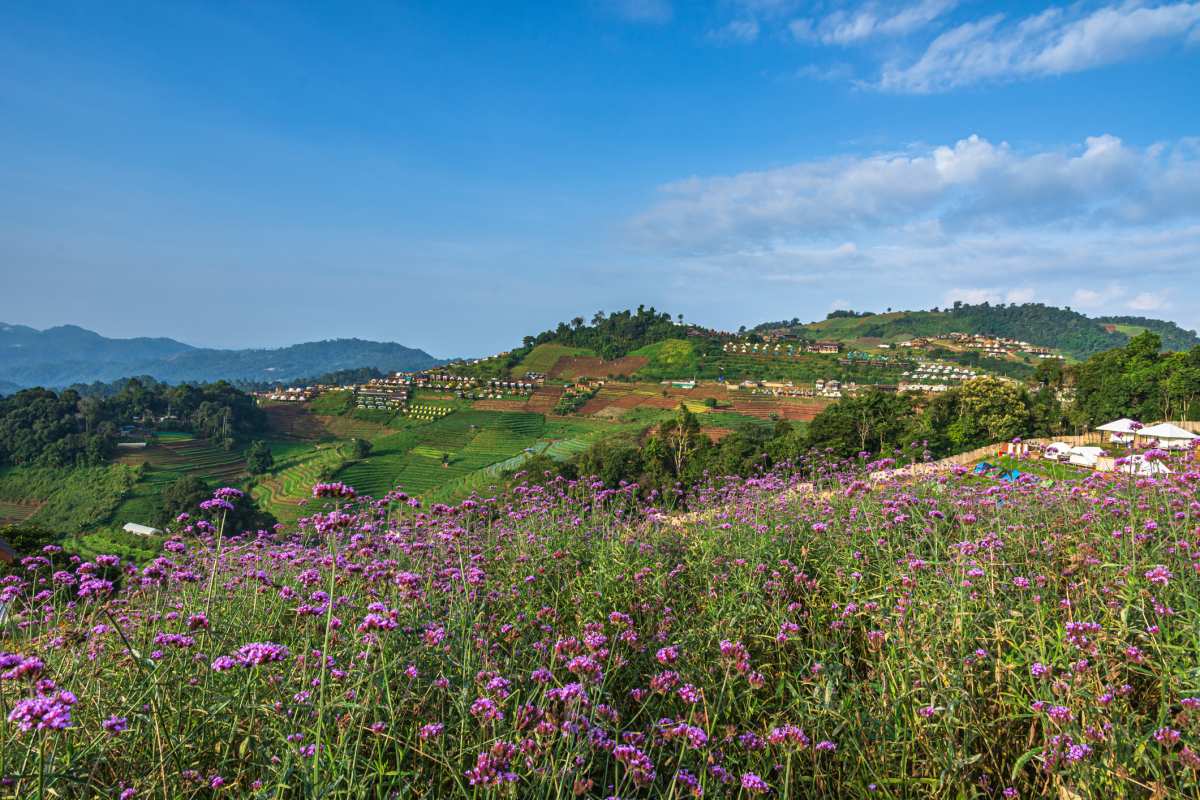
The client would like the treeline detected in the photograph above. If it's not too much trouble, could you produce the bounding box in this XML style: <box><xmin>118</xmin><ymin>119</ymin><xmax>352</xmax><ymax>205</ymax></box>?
<box><xmin>524</xmin><ymin>306</ymin><xmax>682</xmax><ymax>360</ymax></box>
<box><xmin>1072</xmin><ymin>332</ymin><xmax>1200</xmax><ymax>424</ymax></box>
<box><xmin>1094</xmin><ymin>316</ymin><xmax>1200</xmax><ymax>353</ymax></box>
<box><xmin>508</xmin><ymin>374</ymin><xmax>1069</xmax><ymax>502</ymax></box>
<box><xmin>0</xmin><ymin>378</ymin><xmax>265</xmax><ymax>468</ymax></box>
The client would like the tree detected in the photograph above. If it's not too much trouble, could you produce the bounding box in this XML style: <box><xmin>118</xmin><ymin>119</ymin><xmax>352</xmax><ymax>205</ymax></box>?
<box><xmin>245</xmin><ymin>440</ymin><xmax>274</xmax><ymax>474</ymax></box>
<box><xmin>159</xmin><ymin>476</ymin><xmax>275</xmax><ymax>534</ymax></box>
<box><xmin>351</xmin><ymin>438</ymin><xmax>373</xmax><ymax>459</ymax></box>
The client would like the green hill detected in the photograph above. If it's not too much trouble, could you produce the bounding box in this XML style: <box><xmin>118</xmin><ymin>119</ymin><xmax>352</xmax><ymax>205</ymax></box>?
<box><xmin>756</xmin><ymin>303</ymin><xmax>1199</xmax><ymax>360</ymax></box>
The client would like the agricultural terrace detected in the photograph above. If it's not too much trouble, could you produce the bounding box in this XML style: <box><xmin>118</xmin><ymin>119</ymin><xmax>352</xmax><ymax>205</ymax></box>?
<box><xmin>511</xmin><ymin>343</ymin><xmax>596</xmax><ymax>377</ymax></box>
<box><xmin>336</xmin><ymin>410</ymin><xmax>545</xmax><ymax>499</ymax></box>
<box><xmin>3</xmin><ymin>453</ymin><xmax>1200</xmax><ymax>797</ymax></box>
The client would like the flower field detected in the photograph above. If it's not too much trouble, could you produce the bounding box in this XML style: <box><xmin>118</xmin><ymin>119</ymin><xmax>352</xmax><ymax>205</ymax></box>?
<box><xmin>2</xmin><ymin>455</ymin><xmax>1200</xmax><ymax>798</ymax></box>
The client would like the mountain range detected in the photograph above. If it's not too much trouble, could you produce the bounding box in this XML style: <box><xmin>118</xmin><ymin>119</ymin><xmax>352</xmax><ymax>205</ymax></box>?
<box><xmin>0</xmin><ymin>323</ymin><xmax>443</xmax><ymax>390</ymax></box>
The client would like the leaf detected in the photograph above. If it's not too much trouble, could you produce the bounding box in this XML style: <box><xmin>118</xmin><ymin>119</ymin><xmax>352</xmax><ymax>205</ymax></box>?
<box><xmin>1010</xmin><ymin>747</ymin><xmax>1041</xmax><ymax>781</ymax></box>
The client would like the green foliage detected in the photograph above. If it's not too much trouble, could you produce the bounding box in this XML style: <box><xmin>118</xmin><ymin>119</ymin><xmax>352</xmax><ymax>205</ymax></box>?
<box><xmin>0</xmin><ymin>464</ymin><xmax>138</xmax><ymax>534</ymax></box>
<box><xmin>0</xmin><ymin>378</ymin><xmax>265</xmax><ymax>469</ymax></box>
<box><xmin>526</xmin><ymin>306</ymin><xmax>683</xmax><ymax>360</ymax></box>
<box><xmin>1072</xmin><ymin>332</ymin><xmax>1200</xmax><ymax>424</ymax></box>
<box><xmin>778</xmin><ymin>302</ymin><xmax>1142</xmax><ymax>360</ymax></box>
<box><xmin>245</xmin><ymin>440</ymin><xmax>274</xmax><ymax>474</ymax></box>
<box><xmin>158</xmin><ymin>475</ymin><xmax>275</xmax><ymax>533</ymax></box>
<box><xmin>1094</xmin><ymin>315</ymin><xmax>1200</xmax><ymax>352</ymax></box>
<box><xmin>351</xmin><ymin>438</ymin><xmax>373</xmax><ymax>459</ymax></box>
<box><xmin>805</xmin><ymin>389</ymin><xmax>922</xmax><ymax>457</ymax></box>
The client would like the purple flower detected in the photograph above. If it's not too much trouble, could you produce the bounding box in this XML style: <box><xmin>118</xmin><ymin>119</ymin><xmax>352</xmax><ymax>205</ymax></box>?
<box><xmin>103</xmin><ymin>715</ymin><xmax>128</xmax><ymax>735</ymax></box>
<box><xmin>7</xmin><ymin>690</ymin><xmax>77</xmax><ymax>732</ymax></box>
<box><xmin>741</xmin><ymin>773</ymin><xmax>770</xmax><ymax>794</ymax></box>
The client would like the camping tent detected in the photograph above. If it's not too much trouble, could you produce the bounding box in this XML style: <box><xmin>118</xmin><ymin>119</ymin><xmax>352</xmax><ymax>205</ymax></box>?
<box><xmin>1135</xmin><ymin>423</ymin><xmax>1198</xmax><ymax>451</ymax></box>
<box><xmin>1067</xmin><ymin>446</ymin><xmax>1105</xmax><ymax>467</ymax></box>
<box><xmin>1120</xmin><ymin>456</ymin><xmax>1173</xmax><ymax>476</ymax></box>
<box><xmin>1096</xmin><ymin>418</ymin><xmax>1141</xmax><ymax>444</ymax></box>
<box><xmin>1043</xmin><ymin>442</ymin><xmax>1072</xmax><ymax>461</ymax></box>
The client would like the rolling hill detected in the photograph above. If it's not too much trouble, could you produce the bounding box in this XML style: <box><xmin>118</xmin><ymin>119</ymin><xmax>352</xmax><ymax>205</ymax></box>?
<box><xmin>755</xmin><ymin>303</ymin><xmax>1200</xmax><ymax>360</ymax></box>
<box><xmin>0</xmin><ymin>324</ymin><xmax>444</xmax><ymax>388</ymax></box>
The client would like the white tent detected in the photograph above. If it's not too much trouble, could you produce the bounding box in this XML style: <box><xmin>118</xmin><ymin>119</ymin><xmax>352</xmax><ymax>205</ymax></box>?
<box><xmin>123</xmin><ymin>522</ymin><xmax>162</xmax><ymax>537</ymax></box>
<box><xmin>1043</xmin><ymin>442</ymin><xmax>1072</xmax><ymax>461</ymax></box>
<box><xmin>1120</xmin><ymin>456</ymin><xmax>1173</xmax><ymax>476</ymax></box>
<box><xmin>1096</xmin><ymin>418</ymin><xmax>1141</xmax><ymax>443</ymax></box>
<box><xmin>1136</xmin><ymin>423</ymin><xmax>1198</xmax><ymax>450</ymax></box>
<box><xmin>1068</xmin><ymin>446</ymin><xmax>1105</xmax><ymax>467</ymax></box>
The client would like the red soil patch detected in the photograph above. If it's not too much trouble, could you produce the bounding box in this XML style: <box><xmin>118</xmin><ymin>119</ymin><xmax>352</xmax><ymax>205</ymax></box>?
<box><xmin>472</xmin><ymin>399</ymin><xmax>529</xmax><ymax>412</ymax></box>
<box><xmin>703</xmin><ymin>427</ymin><xmax>733</xmax><ymax>443</ymax></box>
<box><xmin>524</xmin><ymin>386</ymin><xmax>565</xmax><ymax>414</ymax></box>
<box><xmin>262</xmin><ymin>404</ymin><xmax>329</xmax><ymax>441</ymax></box>
<box><xmin>550</xmin><ymin>356</ymin><xmax>648</xmax><ymax>380</ymax></box>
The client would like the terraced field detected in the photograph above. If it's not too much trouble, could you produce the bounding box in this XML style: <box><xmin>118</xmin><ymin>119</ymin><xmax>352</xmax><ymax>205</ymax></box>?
<box><xmin>510</xmin><ymin>343</ymin><xmax>595</xmax><ymax>378</ymax></box>
<box><xmin>253</xmin><ymin>445</ymin><xmax>348</xmax><ymax>523</ymax></box>
<box><xmin>115</xmin><ymin>437</ymin><xmax>246</xmax><ymax>482</ymax></box>
<box><xmin>262</xmin><ymin>403</ymin><xmax>331</xmax><ymax>441</ymax></box>
<box><xmin>0</xmin><ymin>499</ymin><xmax>43</xmax><ymax>525</ymax></box>
<box><xmin>337</xmin><ymin>411</ymin><xmax>546</xmax><ymax>498</ymax></box>
<box><xmin>316</xmin><ymin>415</ymin><xmax>392</xmax><ymax>441</ymax></box>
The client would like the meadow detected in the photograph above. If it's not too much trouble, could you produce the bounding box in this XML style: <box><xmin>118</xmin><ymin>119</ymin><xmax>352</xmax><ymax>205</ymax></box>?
<box><xmin>2</xmin><ymin>448</ymin><xmax>1199</xmax><ymax>799</ymax></box>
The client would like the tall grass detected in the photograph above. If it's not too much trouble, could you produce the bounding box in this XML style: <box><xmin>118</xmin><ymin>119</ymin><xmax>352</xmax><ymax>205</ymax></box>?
<box><xmin>1</xmin><ymin>452</ymin><xmax>1199</xmax><ymax>798</ymax></box>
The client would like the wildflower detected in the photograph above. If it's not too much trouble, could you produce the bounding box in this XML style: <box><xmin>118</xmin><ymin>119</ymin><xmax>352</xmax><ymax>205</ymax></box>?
<box><xmin>103</xmin><ymin>716</ymin><xmax>128</xmax><ymax>735</ymax></box>
<box><xmin>7</xmin><ymin>690</ymin><xmax>77</xmax><ymax>732</ymax></box>
<box><xmin>741</xmin><ymin>773</ymin><xmax>770</xmax><ymax>794</ymax></box>
<box><xmin>1144</xmin><ymin>565</ymin><xmax>1172</xmax><ymax>586</ymax></box>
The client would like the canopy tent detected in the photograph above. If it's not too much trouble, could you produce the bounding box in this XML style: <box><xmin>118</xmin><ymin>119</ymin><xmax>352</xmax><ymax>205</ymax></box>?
<box><xmin>1068</xmin><ymin>446</ymin><xmax>1105</xmax><ymax>467</ymax></box>
<box><xmin>1042</xmin><ymin>442</ymin><xmax>1072</xmax><ymax>460</ymax></box>
<box><xmin>1136</xmin><ymin>423</ymin><xmax>1198</xmax><ymax>450</ymax></box>
<box><xmin>1096</xmin><ymin>418</ymin><xmax>1141</xmax><ymax>443</ymax></box>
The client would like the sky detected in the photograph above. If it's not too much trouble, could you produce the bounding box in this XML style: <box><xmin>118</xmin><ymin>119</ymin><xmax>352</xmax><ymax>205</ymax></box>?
<box><xmin>1</xmin><ymin>0</ymin><xmax>1198</xmax><ymax>357</ymax></box>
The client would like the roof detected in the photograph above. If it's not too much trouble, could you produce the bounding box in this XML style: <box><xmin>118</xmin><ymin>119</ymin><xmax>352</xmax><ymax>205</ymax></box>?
<box><xmin>1137</xmin><ymin>423</ymin><xmax>1198</xmax><ymax>440</ymax></box>
<box><xmin>0</xmin><ymin>536</ymin><xmax>16</xmax><ymax>564</ymax></box>
<box><xmin>1044</xmin><ymin>442</ymin><xmax>1071</xmax><ymax>451</ymax></box>
<box><xmin>123</xmin><ymin>522</ymin><xmax>162</xmax><ymax>536</ymax></box>
<box><xmin>1096</xmin><ymin>418</ymin><xmax>1141</xmax><ymax>433</ymax></box>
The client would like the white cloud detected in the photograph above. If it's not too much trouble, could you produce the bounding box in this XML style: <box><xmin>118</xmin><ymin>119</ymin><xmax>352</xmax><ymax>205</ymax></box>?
<box><xmin>1128</xmin><ymin>290</ymin><xmax>1170</xmax><ymax>311</ymax></box>
<box><xmin>634</xmin><ymin>134</ymin><xmax>1200</xmax><ymax>249</ymax></box>
<box><xmin>878</xmin><ymin>1</ymin><xmax>1200</xmax><ymax>92</ymax></box>
<box><xmin>606</xmin><ymin>0</ymin><xmax>672</xmax><ymax>24</ymax></box>
<box><xmin>710</xmin><ymin>18</ymin><xmax>761</xmax><ymax>43</ymax></box>
<box><xmin>1072</xmin><ymin>284</ymin><xmax>1124</xmax><ymax>308</ymax></box>
<box><xmin>631</xmin><ymin>135</ymin><xmax>1200</xmax><ymax>315</ymax></box>
<box><xmin>791</xmin><ymin>0</ymin><xmax>958</xmax><ymax>45</ymax></box>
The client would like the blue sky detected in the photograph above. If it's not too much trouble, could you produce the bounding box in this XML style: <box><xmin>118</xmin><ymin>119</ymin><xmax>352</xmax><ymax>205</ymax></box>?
<box><xmin>1</xmin><ymin>1</ymin><xmax>1198</xmax><ymax>356</ymax></box>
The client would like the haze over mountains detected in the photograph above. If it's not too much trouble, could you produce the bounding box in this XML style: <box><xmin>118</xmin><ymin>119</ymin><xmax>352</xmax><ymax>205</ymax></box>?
<box><xmin>4</xmin><ymin>301</ymin><xmax>1199</xmax><ymax>392</ymax></box>
<box><xmin>0</xmin><ymin>323</ymin><xmax>442</xmax><ymax>389</ymax></box>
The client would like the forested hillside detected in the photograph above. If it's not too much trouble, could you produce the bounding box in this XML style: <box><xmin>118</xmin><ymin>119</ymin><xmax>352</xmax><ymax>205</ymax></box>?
<box><xmin>763</xmin><ymin>302</ymin><xmax>1199</xmax><ymax>359</ymax></box>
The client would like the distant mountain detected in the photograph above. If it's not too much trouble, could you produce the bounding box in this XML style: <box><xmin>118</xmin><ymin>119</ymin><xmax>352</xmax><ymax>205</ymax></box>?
<box><xmin>754</xmin><ymin>303</ymin><xmax>1200</xmax><ymax>360</ymax></box>
<box><xmin>0</xmin><ymin>380</ymin><xmax>20</xmax><ymax>396</ymax></box>
<box><xmin>0</xmin><ymin>324</ymin><xmax>443</xmax><ymax>388</ymax></box>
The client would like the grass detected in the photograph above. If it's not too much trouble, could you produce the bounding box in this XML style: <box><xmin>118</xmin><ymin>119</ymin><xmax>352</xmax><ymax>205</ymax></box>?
<box><xmin>337</xmin><ymin>410</ymin><xmax>546</xmax><ymax>498</ymax></box>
